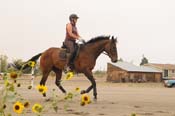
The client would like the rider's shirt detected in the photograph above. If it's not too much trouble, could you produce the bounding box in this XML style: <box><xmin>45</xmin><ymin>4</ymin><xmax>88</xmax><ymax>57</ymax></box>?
<box><xmin>65</xmin><ymin>23</ymin><xmax>78</xmax><ymax>41</ymax></box>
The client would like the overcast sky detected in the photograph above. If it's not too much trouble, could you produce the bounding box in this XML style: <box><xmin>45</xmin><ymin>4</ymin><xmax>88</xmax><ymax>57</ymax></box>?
<box><xmin>0</xmin><ymin>0</ymin><xmax>175</xmax><ymax>70</ymax></box>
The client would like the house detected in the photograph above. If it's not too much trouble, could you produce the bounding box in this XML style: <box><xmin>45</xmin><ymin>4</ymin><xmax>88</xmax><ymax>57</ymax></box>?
<box><xmin>144</xmin><ymin>63</ymin><xmax>175</xmax><ymax>78</ymax></box>
<box><xmin>107</xmin><ymin>61</ymin><xmax>162</xmax><ymax>83</ymax></box>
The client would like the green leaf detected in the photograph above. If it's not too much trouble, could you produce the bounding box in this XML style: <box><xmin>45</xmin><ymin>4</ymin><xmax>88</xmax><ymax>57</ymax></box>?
<box><xmin>8</xmin><ymin>85</ymin><xmax>15</xmax><ymax>92</ymax></box>
<box><xmin>53</xmin><ymin>106</ymin><xmax>58</xmax><ymax>113</ymax></box>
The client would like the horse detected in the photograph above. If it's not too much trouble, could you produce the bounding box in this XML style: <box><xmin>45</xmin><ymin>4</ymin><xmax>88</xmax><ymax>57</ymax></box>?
<box><xmin>23</xmin><ymin>35</ymin><xmax>118</xmax><ymax>99</ymax></box>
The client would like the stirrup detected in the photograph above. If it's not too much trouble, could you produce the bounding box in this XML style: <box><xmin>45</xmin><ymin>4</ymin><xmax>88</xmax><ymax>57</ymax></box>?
<box><xmin>63</xmin><ymin>66</ymin><xmax>71</xmax><ymax>73</ymax></box>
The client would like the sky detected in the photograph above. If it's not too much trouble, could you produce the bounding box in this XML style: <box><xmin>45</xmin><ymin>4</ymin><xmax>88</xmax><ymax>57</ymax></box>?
<box><xmin>0</xmin><ymin>0</ymin><xmax>175</xmax><ymax>70</ymax></box>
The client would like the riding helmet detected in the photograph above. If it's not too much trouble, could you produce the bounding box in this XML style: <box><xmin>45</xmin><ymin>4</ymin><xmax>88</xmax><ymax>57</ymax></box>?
<box><xmin>69</xmin><ymin>14</ymin><xmax>79</xmax><ymax>20</ymax></box>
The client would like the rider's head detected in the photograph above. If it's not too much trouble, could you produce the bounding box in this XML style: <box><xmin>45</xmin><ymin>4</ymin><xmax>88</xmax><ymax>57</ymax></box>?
<box><xmin>69</xmin><ymin>14</ymin><xmax>79</xmax><ymax>25</ymax></box>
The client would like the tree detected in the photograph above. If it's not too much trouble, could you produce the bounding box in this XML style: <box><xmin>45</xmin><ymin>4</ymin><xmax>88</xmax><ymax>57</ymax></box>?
<box><xmin>140</xmin><ymin>55</ymin><xmax>148</xmax><ymax>66</ymax></box>
<box><xmin>12</xmin><ymin>59</ymin><xmax>41</xmax><ymax>75</ymax></box>
<box><xmin>0</xmin><ymin>55</ymin><xmax>8</xmax><ymax>72</ymax></box>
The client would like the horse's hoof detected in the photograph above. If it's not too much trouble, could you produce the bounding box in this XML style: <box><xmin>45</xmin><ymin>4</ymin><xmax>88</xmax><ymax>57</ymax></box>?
<box><xmin>28</xmin><ymin>85</ymin><xmax>32</xmax><ymax>89</ymax></box>
<box><xmin>93</xmin><ymin>96</ymin><xmax>97</xmax><ymax>101</ymax></box>
<box><xmin>80</xmin><ymin>90</ymin><xmax>86</xmax><ymax>94</ymax></box>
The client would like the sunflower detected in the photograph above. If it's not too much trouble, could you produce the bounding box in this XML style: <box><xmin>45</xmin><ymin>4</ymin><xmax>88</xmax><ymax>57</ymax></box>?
<box><xmin>36</xmin><ymin>85</ymin><xmax>48</xmax><ymax>94</ymax></box>
<box><xmin>13</xmin><ymin>101</ymin><xmax>24</xmax><ymax>114</ymax></box>
<box><xmin>6</xmin><ymin>113</ymin><xmax>12</xmax><ymax>116</ymax></box>
<box><xmin>24</xmin><ymin>101</ymin><xmax>30</xmax><ymax>108</ymax></box>
<box><xmin>131</xmin><ymin>113</ymin><xmax>136</xmax><ymax>116</ymax></box>
<box><xmin>17</xmin><ymin>83</ymin><xmax>21</xmax><ymax>87</ymax></box>
<box><xmin>28</xmin><ymin>85</ymin><xmax>32</xmax><ymax>89</ymax></box>
<box><xmin>64</xmin><ymin>92</ymin><xmax>74</xmax><ymax>100</ymax></box>
<box><xmin>10</xmin><ymin>71</ymin><xmax>18</xmax><ymax>79</ymax></box>
<box><xmin>81</xmin><ymin>94</ymin><xmax>91</xmax><ymax>105</ymax></box>
<box><xmin>75</xmin><ymin>87</ymin><xmax>80</xmax><ymax>92</ymax></box>
<box><xmin>32</xmin><ymin>103</ymin><xmax>43</xmax><ymax>114</ymax></box>
<box><xmin>80</xmin><ymin>101</ymin><xmax>86</xmax><ymax>106</ymax></box>
<box><xmin>28</xmin><ymin>61</ymin><xmax>35</xmax><ymax>68</ymax></box>
<box><xmin>3</xmin><ymin>104</ymin><xmax>6</xmax><ymax>109</ymax></box>
<box><xmin>65</xmin><ymin>71</ymin><xmax>74</xmax><ymax>80</ymax></box>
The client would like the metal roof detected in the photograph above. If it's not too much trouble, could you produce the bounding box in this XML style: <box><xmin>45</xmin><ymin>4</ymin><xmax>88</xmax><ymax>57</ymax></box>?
<box><xmin>144</xmin><ymin>63</ymin><xmax>175</xmax><ymax>70</ymax></box>
<box><xmin>110</xmin><ymin>61</ymin><xmax>162</xmax><ymax>73</ymax></box>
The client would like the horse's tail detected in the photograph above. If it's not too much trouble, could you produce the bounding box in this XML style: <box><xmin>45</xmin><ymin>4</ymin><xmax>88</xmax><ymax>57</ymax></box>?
<box><xmin>27</xmin><ymin>53</ymin><xmax>42</xmax><ymax>63</ymax></box>
<box><xmin>15</xmin><ymin>53</ymin><xmax>42</xmax><ymax>70</ymax></box>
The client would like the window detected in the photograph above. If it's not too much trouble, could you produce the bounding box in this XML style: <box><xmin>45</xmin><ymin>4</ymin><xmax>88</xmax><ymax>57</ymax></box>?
<box><xmin>164</xmin><ymin>70</ymin><xmax>168</xmax><ymax>77</ymax></box>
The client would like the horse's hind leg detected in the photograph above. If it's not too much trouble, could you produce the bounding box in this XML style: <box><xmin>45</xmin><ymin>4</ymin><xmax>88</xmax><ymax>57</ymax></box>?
<box><xmin>40</xmin><ymin>71</ymin><xmax>50</xmax><ymax>86</ymax></box>
<box><xmin>40</xmin><ymin>70</ymin><xmax>51</xmax><ymax>97</ymax></box>
<box><xmin>53</xmin><ymin>67</ymin><xmax>66</xmax><ymax>94</ymax></box>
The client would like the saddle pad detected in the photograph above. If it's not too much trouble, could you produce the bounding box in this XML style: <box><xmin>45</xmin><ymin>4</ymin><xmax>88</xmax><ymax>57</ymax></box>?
<box><xmin>59</xmin><ymin>49</ymin><xmax>67</xmax><ymax>60</ymax></box>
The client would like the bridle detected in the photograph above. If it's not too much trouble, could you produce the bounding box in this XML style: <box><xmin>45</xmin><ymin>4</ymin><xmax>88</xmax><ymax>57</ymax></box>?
<box><xmin>103</xmin><ymin>38</ymin><xmax>114</xmax><ymax>56</ymax></box>
<box><xmin>103</xmin><ymin>52</ymin><xmax>108</xmax><ymax>56</ymax></box>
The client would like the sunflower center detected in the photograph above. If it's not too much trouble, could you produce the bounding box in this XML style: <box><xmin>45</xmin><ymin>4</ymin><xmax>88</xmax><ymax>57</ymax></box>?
<box><xmin>84</xmin><ymin>96</ymin><xmax>88</xmax><ymax>101</ymax></box>
<box><xmin>15</xmin><ymin>105</ymin><xmax>20</xmax><ymax>110</ymax></box>
<box><xmin>39</xmin><ymin>88</ymin><xmax>44</xmax><ymax>92</ymax></box>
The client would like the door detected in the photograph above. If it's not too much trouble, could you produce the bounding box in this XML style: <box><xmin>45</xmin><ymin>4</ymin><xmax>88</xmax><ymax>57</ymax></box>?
<box><xmin>164</xmin><ymin>70</ymin><xmax>168</xmax><ymax>77</ymax></box>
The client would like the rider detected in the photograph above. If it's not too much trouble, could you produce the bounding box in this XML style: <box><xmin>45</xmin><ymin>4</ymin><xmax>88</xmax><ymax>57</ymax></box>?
<box><xmin>63</xmin><ymin>14</ymin><xmax>81</xmax><ymax>72</ymax></box>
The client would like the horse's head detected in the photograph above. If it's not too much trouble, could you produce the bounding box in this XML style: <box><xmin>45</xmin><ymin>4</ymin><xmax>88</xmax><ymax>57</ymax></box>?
<box><xmin>104</xmin><ymin>36</ymin><xmax>118</xmax><ymax>63</ymax></box>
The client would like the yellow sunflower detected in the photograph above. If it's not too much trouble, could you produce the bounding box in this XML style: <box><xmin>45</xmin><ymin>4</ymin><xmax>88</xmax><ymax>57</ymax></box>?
<box><xmin>131</xmin><ymin>113</ymin><xmax>137</xmax><ymax>116</ymax></box>
<box><xmin>13</xmin><ymin>101</ymin><xmax>24</xmax><ymax>114</ymax></box>
<box><xmin>80</xmin><ymin>101</ymin><xmax>86</xmax><ymax>106</ymax></box>
<box><xmin>32</xmin><ymin>103</ymin><xmax>43</xmax><ymax>114</ymax></box>
<box><xmin>81</xmin><ymin>94</ymin><xmax>91</xmax><ymax>105</ymax></box>
<box><xmin>65</xmin><ymin>71</ymin><xmax>74</xmax><ymax>80</ymax></box>
<box><xmin>28</xmin><ymin>61</ymin><xmax>35</xmax><ymax>68</ymax></box>
<box><xmin>24</xmin><ymin>101</ymin><xmax>30</xmax><ymax>108</ymax></box>
<box><xmin>10</xmin><ymin>71</ymin><xmax>18</xmax><ymax>79</ymax></box>
<box><xmin>75</xmin><ymin>87</ymin><xmax>80</xmax><ymax>92</ymax></box>
<box><xmin>36</xmin><ymin>85</ymin><xmax>48</xmax><ymax>94</ymax></box>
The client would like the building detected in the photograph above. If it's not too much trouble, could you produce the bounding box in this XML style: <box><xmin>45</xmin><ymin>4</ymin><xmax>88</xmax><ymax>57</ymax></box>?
<box><xmin>144</xmin><ymin>63</ymin><xmax>175</xmax><ymax>78</ymax></box>
<box><xmin>107</xmin><ymin>61</ymin><xmax>162</xmax><ymax>83</ymax></box>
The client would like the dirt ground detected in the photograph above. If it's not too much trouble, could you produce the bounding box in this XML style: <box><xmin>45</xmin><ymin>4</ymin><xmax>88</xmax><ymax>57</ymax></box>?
<box><xmin>1</xmin><ymin>74</ymin><xmax>175</xmax><ymax>116</ymax></box>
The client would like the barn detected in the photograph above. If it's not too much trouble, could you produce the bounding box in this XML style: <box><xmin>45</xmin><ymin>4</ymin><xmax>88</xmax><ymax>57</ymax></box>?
<box><xmin>107</xmin><ymin>61</ymin><xmax>162</xmax><ymax>83</ymax></box>
<box><xmin>144</xmin><ymin>63</ymin><xmax>175</xmax><ymax>78</ymax></box>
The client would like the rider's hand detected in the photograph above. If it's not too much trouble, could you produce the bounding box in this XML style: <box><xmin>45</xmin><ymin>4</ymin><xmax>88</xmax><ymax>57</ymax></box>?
<box><xmin>76</xmin><ymin>38</ymin><xmax>85</xmax><ymax>44</ymax></box>
<box><xmin>78</xmin><ymin>37</ymin><xmax>85</xmax><ymax>43</ymax></box>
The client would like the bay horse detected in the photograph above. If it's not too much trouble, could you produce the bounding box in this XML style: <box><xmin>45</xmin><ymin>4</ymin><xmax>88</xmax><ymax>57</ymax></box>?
<box><xmin>24</xmin><ymin>35</ymin><xmax>118</xmax><ymax>99</ymax></box>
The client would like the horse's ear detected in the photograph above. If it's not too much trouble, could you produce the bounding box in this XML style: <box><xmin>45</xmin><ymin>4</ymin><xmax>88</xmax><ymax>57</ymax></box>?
<box><xmin>112</xmin><ymin>36</ymin><xmax>114</xmax><ymax>40</ymax></box>
<box><xmin>111</xmin><ymin>36</ymin><xmax>117</xmax><ymax>43</ymax></box>
<box><xmin>114</xmin><ymin>37</ymin><xmax>117</xmax><ymax>43</ymax></box>
<box><xmin>109</xmin><ymin>35</ymin><xmax>114</xmax><ymax>40</ymax></box>
<box><xmin>110</xmin><ymin>35</ymin><xmax>117</xmax><ymax>43</ymax></box>
<box><xmin>109</xmin><ymin>35</ymin><xmax>112</xmax><ymax>40</ymax></box>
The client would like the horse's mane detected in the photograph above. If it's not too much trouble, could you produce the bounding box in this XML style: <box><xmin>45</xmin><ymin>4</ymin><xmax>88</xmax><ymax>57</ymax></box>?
<box><xmin>85</xmin><ymin>35</ymin><xmax>110</xmax><ymax>45</ymax></box>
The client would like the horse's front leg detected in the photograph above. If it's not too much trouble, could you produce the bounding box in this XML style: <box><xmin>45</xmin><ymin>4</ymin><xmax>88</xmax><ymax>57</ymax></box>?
<box><xmin>53</xmin><ymin>67</ymin><xmax>67</xmax><ymax>94</ymax></box>
<box><xmin>82</xmin><ymin>70</ymin><xmax>97</xmax><ymax>99</ymax></box>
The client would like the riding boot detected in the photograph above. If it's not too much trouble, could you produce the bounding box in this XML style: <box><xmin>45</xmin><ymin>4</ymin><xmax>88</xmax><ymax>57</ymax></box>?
<box><xmin>63</xmin><ymin>53</ymin><xmax>72</xmax><ymax>73</ymax></box>
<box><xmin>68</xmin><ymin>53</ymin><xmax>76</xmax><ymax>70</ymax></box>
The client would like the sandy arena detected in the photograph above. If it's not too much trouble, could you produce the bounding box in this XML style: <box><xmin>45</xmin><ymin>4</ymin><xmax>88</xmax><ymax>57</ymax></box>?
<box><xmin>1</xmin><ymin>74</ymin><xmax>175</xmax><ymax>116</ymax></box>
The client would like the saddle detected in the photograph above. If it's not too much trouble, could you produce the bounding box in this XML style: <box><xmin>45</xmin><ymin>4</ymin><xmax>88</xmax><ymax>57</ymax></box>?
<box><xmin>59</xmin><ymin>42</ymin><xmax>82</xmax><ymax>62</ymax></box>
